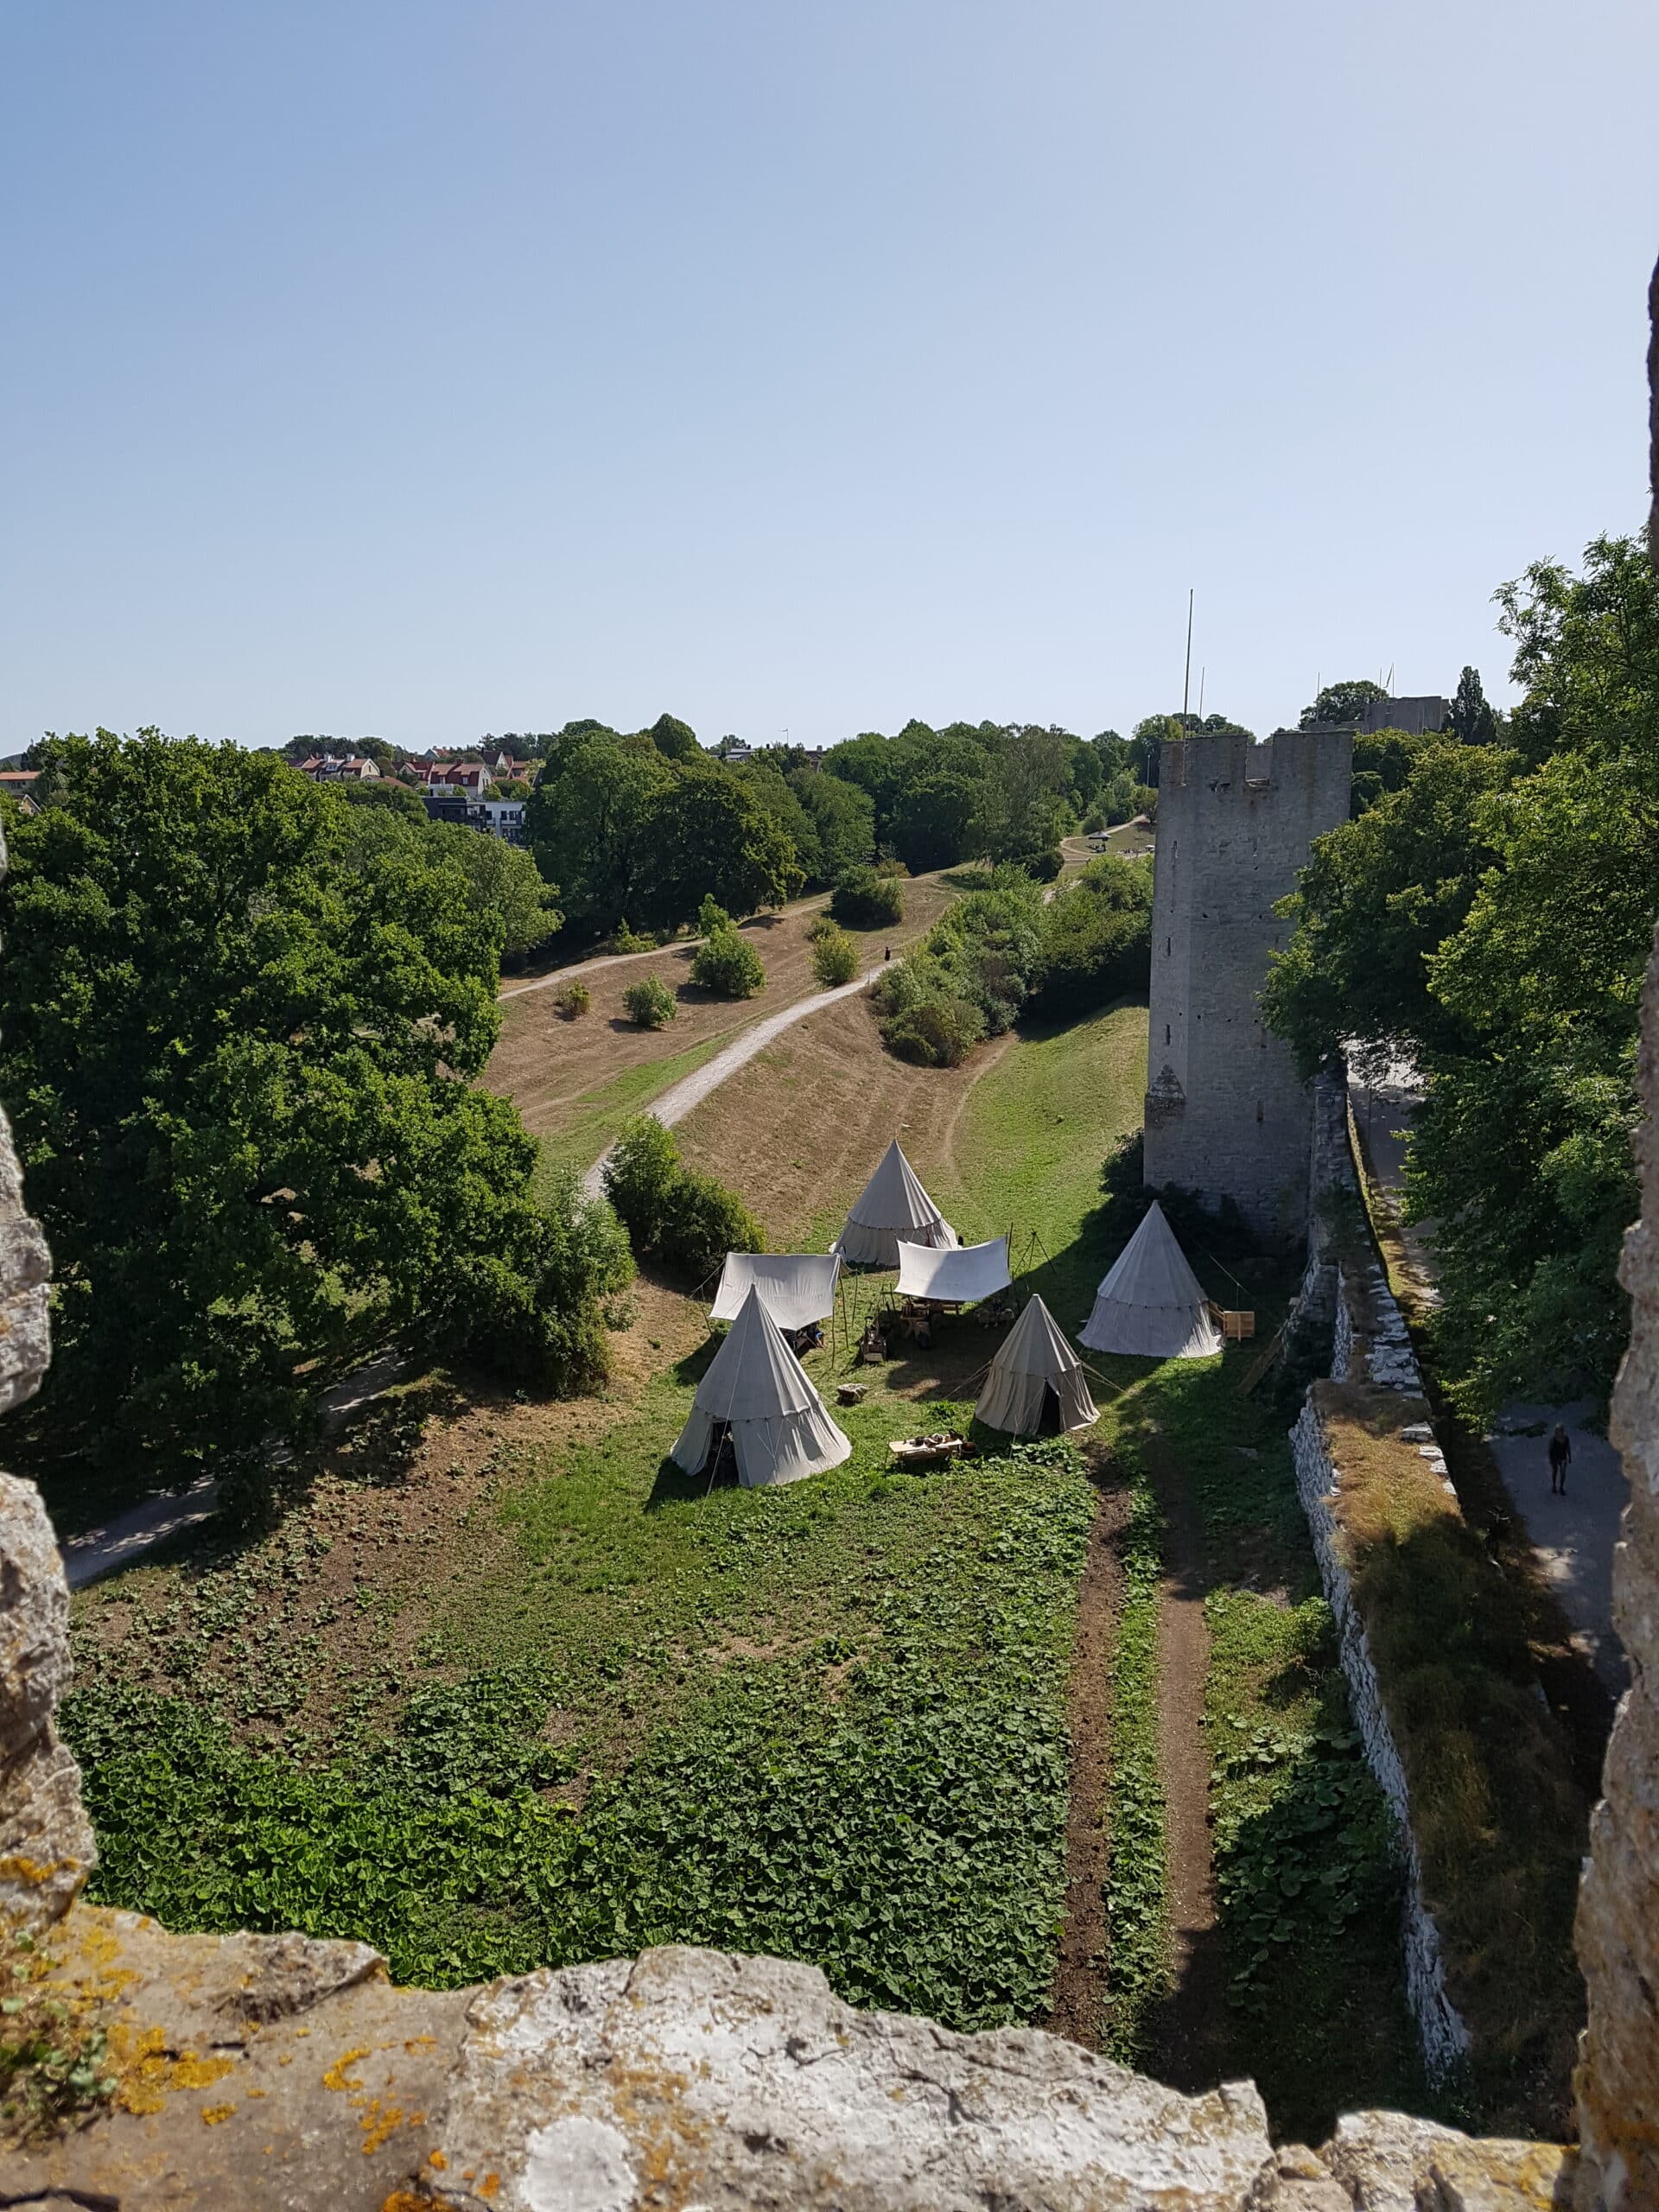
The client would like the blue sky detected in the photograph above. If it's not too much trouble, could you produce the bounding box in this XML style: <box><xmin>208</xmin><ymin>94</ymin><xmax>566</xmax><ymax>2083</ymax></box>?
<box><xmin>3</xmin><ymin>1</ymin><xmax>1655</xmax><ymax>753</ymax></box>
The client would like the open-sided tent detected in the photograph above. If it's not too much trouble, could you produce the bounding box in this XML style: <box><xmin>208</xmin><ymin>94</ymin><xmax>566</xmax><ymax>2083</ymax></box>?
<box><xmin>894</xmin><ymin>1236</ymin><xmax>1012</xmax><ymax>1305</ymax></box>
<box><xmin>832</xmin><ymin>1140</ymin><xmax>957</xmax><ymax>1268</ymax></box>
<box><xmin>1078</xmin><ymin>1200</ymin><xmax>1222</xmax><ymax>1360</ymax></box>
<box><xmin>710</xmin><ymin>1252</ymin><xmax>842</xmax><ymax>1332</ymax></box>
<box><xmin>671</xmin><ymin>1285</ymin><xmax>852</xmax><ymax>1488</ymax></box>
<box><xmin>976</xmin><ymin>1295</ymin><xmax>1098</xmax><ymax>1434</ymax></box>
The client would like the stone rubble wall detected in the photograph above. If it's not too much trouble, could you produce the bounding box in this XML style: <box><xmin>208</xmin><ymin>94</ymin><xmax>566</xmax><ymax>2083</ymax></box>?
<box><xmin>1573</xmin><ymin>925</ymin><xmax>1659</xmax><ymax>2210</ymax></box>
<box><xmin>1281</xmin><ymin>1066</ymin><xmax>1474</xmax><ymax>2085</ymax></box>
<box><xmin>1290</xmin><ymin>1396</ymin><xmax>1472</xmax><ymax>2082</ymax></box>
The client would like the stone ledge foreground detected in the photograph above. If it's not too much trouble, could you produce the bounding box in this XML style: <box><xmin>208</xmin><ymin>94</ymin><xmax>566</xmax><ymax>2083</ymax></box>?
<box><xmin>0</xmin><ymin>1901</ymin><xmax>1573</xmax><ymax>2212</ymax></box>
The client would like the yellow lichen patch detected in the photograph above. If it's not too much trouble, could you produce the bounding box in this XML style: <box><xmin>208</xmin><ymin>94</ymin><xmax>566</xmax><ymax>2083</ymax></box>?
<box><xmin>359</xmin><ymin>2099</ymin><xmax>406</xmax><ymax>2155</ymax></box>
<box><xmin>200</xmin><ymin>2103</ymin><xmax>237</xmax><ymax>2126</ymax></box>
<box><xmin>404</xmin><ymin>2033</ymin><xmax>438</xmax><ymax>2053</ymax></box>
<box><xmin>479</xmin><ymin>2177</ymin><xmax>500</xmax><ymax>2201</ymax></box>
<box><xmin>172</xmin><ymin>2055</ymin><xmax>237</xmax><ymax>2091</ymax></box>
<box><xmin>323</xmin><ymin>2045</ymin><xmax>371</xmax><ymax>2092</ymax></box>
<box><xmin>381</xmin><ymin>2192</ymin><xmax>461</xmax><ymax>2212</ymax></box>
<box><xmin>428</xmin><ymin>2146</ymin><xmax>448</xmax><ymax>2170</ymax></box>
<box><xmin>110</xmin><ymin>2025</ymin><xmax>237</xmax><ymax>2117</ymax></box>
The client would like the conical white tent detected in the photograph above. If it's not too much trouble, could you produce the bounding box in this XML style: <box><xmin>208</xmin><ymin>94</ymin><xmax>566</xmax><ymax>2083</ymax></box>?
<box><xmin>976</xmin><ymin>1295</ymin><xmax>1098</xmax><ymax>1435</ymax></box>
<box><xmin>1078</xmin><ymin>1201</ymin><xmax>1222</xmax><ymax>1360</ymax></box>
<box><xmin>671</xmin><ymin>1284</ymin><xmax>852</xmax><ymax>1488</ymax></box>
<box><xmin>832</xmin><ymin>1140</ymin><xmax>957</xmax><ymax>1268</ymax></box>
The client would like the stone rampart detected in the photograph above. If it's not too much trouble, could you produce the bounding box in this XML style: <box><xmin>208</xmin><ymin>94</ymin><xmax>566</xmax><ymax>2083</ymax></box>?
<box><xmin>1290</xmin><ymin>1395</ymin><xmax>1472</xmax><ymax>2081</ymax></box>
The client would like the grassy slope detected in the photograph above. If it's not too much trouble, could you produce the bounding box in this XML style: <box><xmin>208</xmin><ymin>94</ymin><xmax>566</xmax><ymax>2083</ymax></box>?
<box><xmin>64</xmin><ymin>1004</ymin><xmax>1143</xmax><ymax>2031</ymax></box>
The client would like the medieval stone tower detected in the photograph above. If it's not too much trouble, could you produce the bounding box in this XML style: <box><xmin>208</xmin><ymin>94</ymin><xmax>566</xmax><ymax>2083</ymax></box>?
<box><xmin>1142</xmin><ymin>726</ymin><xmax>1352</xmax><ymax>1240</ymax></box>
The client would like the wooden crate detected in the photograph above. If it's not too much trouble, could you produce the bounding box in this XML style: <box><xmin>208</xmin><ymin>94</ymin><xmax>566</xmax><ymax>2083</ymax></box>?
<box><xmin>1219</xmin><ymin>1308</ymin><xmax>1255</xmax><ymax>1342</ymax></box>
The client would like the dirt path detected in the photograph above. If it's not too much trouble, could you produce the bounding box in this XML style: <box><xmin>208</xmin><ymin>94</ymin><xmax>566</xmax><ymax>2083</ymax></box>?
<box><xmin>1141</xmin><ymin>1427</ymin><xmax>1226</xmax><ymax>2091</ymax></box>
<box><xmin>1046</xmin><ymin>1448</ymin><xmax>1130</xmax><ymax>2047</ymax></box>
<box><xmin>579</xmin><ymin>959</ymin><xmax>890</xmax><ymax>1195</ymax></box>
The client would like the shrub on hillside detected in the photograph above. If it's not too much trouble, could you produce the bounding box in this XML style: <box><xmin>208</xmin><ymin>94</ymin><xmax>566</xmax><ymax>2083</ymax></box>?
<box><xmin>830</xmin><ymin>868</ymin><xmax>905</xmax><ymax>928</ymax></box>
<box><xmin>624</xmin><ymin>976</ymin><xmax>677</xmax><ymax>1027</ymax></box>
<box><xmin>612</xmin><ymin>919</ymin><xmax>658</xmax><ymax>953</ymax></box>
<box><xmin>554</xmin><ymin>980</ymin><xmax>592</xmax><ymax>1019</ymax></box>
<box><xmin>603</xmin><ymin>1116</ymin><xmax>764</xmax><ymax>1278</ymax></box>
<box><xmin>805</xmin><ymin>910</ymin><xmax>838</xmax><ymax>943</ymax></box>
<box><xmin>690</xmin><ymin>925</ymin><xmax>765</xmax><ymax>999</ymax></box>
<box><xmin>810</xmin><ymin>925</ymin><xmax>860</xmax><ymax>986</ymax></box>
<box><xmin>1029</xmin><ymin>853</ymin><xmax>1154</xmax><ymax>1019</ymax></box>
<box><xmin>881</xmin><ymin>995</ymin><xmax>987</xmax><ymax>1068</ymax></box>
<box><xmin>696</xmin><ymin>894</ymin><xmax>732</xmax><ymax>937</ymax></box>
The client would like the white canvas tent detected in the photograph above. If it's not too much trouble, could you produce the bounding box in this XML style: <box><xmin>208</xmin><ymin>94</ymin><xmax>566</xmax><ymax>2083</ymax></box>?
<box><xmin>1078</xmin><ymin>1201</ymin><xmax>1222</xmax><ymax>1360</ymax></box>
<box><xmin>894</xmin><ymin>1236</ymin><xmax>1012</xmax><ymax>1304</ymax></box>
<box><xmin>671</xmin><ymin>1284</ymin><xmax>852</xmax><ymax>1489</ymax></box>
<box><xmin>710</xmin><ymin>1252</ymin><xmax>842</xmax><ymax>1332</ymax></box>
<box><xmin>976</xmin><ymin>1295</ymin><xmax>1098</xmax><ymax>1435</ymax></box>
<box><xmin>832</xmin><ymin>1140</ymin><xmax>957</xmax><ymax>1268</ymax></box>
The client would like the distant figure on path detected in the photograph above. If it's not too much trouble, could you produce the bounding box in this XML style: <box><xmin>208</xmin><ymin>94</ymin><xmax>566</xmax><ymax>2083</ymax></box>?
<box><xmin>1548</xmin><ymin>1422</ymin><xmax>1573</xmax><ymax>1496</ymax></box>
<box><xmin>883</xmin><ymin>945</ymin><xmax>891</xmax><ymax>961</ymax></box>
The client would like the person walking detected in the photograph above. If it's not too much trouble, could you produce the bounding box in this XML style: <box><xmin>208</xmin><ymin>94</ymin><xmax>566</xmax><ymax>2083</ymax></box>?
<box><xmin>1548</xmin><ymin>1422</ymin><xmax>1573</xmax><ymax>1496</ymax></box>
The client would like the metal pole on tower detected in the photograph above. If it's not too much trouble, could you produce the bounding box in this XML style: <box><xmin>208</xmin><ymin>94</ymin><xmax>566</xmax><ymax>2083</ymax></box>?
<box><xmin>1182</xmin><ymin>589</ymin><xmax>1194</xmax><ymax>716</ymax></box>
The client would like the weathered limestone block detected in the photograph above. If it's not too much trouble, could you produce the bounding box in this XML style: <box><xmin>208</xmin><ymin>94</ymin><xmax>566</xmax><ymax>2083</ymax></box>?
<box><xmin>1574</xmin><ymin>923</ymin><xmax>1659</xmax><ymax>2210</ymax></box>
<box><xmin>0</xmin><ymin>1474</ymin><xmax>95</xmax><ymax>1926</ymax></box>
<box><xmin>2</xmin><ymin>1904</ymin><xmax>470</xmax><ymax>2209</ymax></box>
<box><xmin>1324</xmin><ymin>2110</ymin><xmax>1574</xmax><ymax>2209</ymax></box>
<box><xmin>427</xmin><ymin>1945</ymin><xmax>1282</xmax><ymax>2212</ymax></box>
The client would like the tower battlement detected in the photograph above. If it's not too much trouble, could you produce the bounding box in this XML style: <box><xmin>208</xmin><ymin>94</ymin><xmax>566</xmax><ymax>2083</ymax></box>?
<box><xmin>1142</xmin><ymin>726</ymin><xmax>1351</xmax><ymax>1239</ymax></box>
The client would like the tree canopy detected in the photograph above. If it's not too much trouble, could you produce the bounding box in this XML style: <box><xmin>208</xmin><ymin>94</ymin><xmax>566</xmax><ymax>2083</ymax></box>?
<box><xmin>0</xmin><ymin>733</ymin><xmax>630</xmax><ymax>1491</ymax></box>
<box><xmin>1265</xmin><ymin>534</ymin><xmax>1659</xmax><ymax>1415</ymax></box>
<box><xmin>1299</xmin><ymin>679</ymin><xmax>1390</xmax><ymax>729</ymax></box>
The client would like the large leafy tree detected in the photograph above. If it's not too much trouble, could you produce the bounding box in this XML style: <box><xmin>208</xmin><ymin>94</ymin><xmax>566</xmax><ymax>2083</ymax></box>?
<box><xmin>525</xmin><ymin>730</ymin><xmax>674</xmax><ymax>931</ymax></box>
<box><xmin>1299</xmin><ymin>678</ymin><xmax>1390</xmax><ymax>729</ymax></box>
<box><xmin>637</xmin><ymin>762</ymin><xmax>803</xmax><ymax>928</ymax></box>
<box><xmin>1266</xmin><ymin>534</ymin><xmax>1659</xmax><ymax>1414</ymax></box>
<box><xmin>892</xmin><ymin>771</ymin><xmax>978</xmax><ymax>872</ymax></box>
<box><xmin>969</xmin><ymin>728</ymin><xmax>1069</xmax><ymax>868</ymax></box>
<box><xmin>0</xmin><ymin>733</ymin><xmax>630</xmax><ymax>1485</ymax></box>
<box><xmin>791</xmin><ymin>769</ymin><xmax>874</xmax><ymax>880</ymax></box>
<box><xmin>1447</xmin><ymin>664</ymin><xmax>1499</xmax><ymax>746</ymax></box>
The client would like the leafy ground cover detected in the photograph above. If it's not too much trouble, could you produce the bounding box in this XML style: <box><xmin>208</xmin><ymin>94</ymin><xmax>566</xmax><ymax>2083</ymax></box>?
<box><xmin>66</xmin><ymin>1440</ymin><xmax>1091</xmax><ymax>2026</ymax></box>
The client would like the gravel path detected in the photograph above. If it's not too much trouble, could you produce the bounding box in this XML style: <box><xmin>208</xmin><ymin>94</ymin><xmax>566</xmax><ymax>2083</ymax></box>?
<box><xmin>581</xmin><ymin>963</ymin><xmax>885</xmax><ymax>1197</ymax></box>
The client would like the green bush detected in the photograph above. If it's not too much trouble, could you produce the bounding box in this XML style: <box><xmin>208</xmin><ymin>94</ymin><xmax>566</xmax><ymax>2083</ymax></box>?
<box><xmin>603</xmin><ymin>1116</ymin><xmax>764</xmax><ymax>1278</ymax></box>
<box><xmin>830</xmin><ymin>868</ymin><xmax>906</xmax><ymax>927</ymax></box>
<box><xmin>810</xmin><ymin>925</ymin><xmax>860</xmax><ymax>987</ymax></box>
<box><xmin>696</xmin><ymin>894</ymin><xmax>732</xmax><ymax>937</ymax></box>
<box><xmin>690</xmin><ymin>925</ymin><xmax>765</xmax><ymax>999</ymax></box>
<box><xmin>612</xmin><ymin>919</ymin><xmax>658</xmax><ymax>953</ymax></box>
<box><xmin>881</xmin><ymin>995</ymin><xmax>987</xmax><ymax>1068</ymax></box>
<box><xmin>805</xmin><ymin>910</ymin><xmax>838</xmax><ymax>943</ymax></box>
<box><xmin>623</xmin><ymin>976</ymin><xmax>677</xmax><ymax>1027</ymax></box>
<box><xmin>554</xmin><ymin>980</ymin><xmax>592</xmax><ymax>1018</ymax></box>
<box><xmin>1029</xmin><ymin>853</ymin><xmax>1154</xmax><ymax>1019</ymax></box>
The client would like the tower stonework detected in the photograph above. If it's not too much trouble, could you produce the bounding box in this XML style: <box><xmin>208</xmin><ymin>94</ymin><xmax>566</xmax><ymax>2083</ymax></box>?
<box><xmin>1142</xmin><ymin>726</ymin><xmax>1351</xmax><ymax>1240</ymax></box>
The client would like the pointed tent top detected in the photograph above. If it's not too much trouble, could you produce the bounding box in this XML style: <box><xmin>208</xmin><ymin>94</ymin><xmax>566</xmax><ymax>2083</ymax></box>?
<box><xmin>846</xmin><ymin>1139</ymin><xmax>950</xmax><ymax>1233</ymax></box>
<box><xmin>696</xmin><ymin>1283</ymin><xmax>819</xmax><ymax>1421</ymax></box>
<box><xmin>988</xmin><ymin>1294</ymin><xmax>1083</xmax><ymax>1381</ymax></box>
<box><xmin>1095</xmin><ymin>1200</ymin><xmax>1209</xmax><ymax>1310</ymax></box>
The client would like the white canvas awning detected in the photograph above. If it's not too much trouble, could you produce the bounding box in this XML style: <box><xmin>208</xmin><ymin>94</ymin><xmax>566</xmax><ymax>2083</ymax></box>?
<box><xmin>1078</xmin><ymin>1200</ymin><xmax>1222</xmax><ymax>1360</ymax></box>
<box><xmin>671</xmin><ymin>1285</ymin><xmax>852</xmax><ymax>1488</ymax></box>
<box><xmin>894</xmin><ymin>1236</ymin><xmax>1012</xmax><ymax>1304</ymax></box>
<box><xmin>832</xmin><ymin>1140</ymin><xmax>957</xmax><ymax>1268</ymax></box>
<box><xmin>976</xmin><ymin>1295</ymin><xmax>1098</xmax><ymax>1435</ymax></box>
<box><xmin>710</xmin><ymin>1253</ymin><xmax>842</xmax><ymax>1332</ymax></box>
